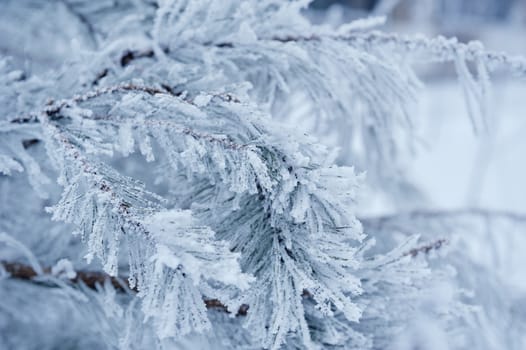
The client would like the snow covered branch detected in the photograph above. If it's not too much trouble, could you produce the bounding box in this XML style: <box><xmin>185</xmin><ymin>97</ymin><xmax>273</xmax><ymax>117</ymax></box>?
<box><xmin>1</xmin><ymin>260</ymin><xmax>250</xmax><ymax>315</ymax></box>
<box><xmin>257</xmin><ymin>31</ymin><xmax>526</xmax><ymax>77</ymax></box>
<box><xmin>1</xmin><ymin>0</ymin><xmax>526</xmax><ymax>349</ymax></box>
<box><xmin>1</xmin><ymin>230</ymin><xmax>446</xmax><ymax>317</ymax></box>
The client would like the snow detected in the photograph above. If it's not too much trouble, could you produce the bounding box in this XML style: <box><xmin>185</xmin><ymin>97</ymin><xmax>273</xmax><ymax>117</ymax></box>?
<box><xmin>0</xmin><ymin>155</ymin><xmax>23</xmax><ymax>175</ymax></box>
<box><xmin>51</xmin><ymin>259</ymin><xmax>77</xmax><ymax>279</ymax></box>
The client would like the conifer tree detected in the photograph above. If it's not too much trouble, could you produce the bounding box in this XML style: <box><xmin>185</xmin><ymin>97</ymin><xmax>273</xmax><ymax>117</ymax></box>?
<box><xmin>1</xmin><ymin>1</ymin><xmax>525</xmax><ymax>349</ymax></box>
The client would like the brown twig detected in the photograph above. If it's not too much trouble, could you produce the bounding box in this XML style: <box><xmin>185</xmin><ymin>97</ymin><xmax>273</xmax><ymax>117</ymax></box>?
<box><xmin>1</xmin><ymin>261</ymin><xmax>128</xmax><ymax>291</ymax></box>
<box><xmin>402</xmin><ymin>239</ymin><xmax>448</xmax><ymax>258</ymax></box>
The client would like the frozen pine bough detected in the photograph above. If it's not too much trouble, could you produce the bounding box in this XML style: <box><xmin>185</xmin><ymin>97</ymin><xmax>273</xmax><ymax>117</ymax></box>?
<box><xmin>1</xmin><ymin>0</ymin><xmax>525</xmax><ymax>349</ymax></box>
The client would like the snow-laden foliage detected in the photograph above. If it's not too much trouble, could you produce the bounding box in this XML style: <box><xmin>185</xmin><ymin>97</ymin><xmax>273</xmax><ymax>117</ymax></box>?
<box><xmin>1</xmin><ymin>0</ymin><xmax>526</xmax><ymax>349</ymax></box>
<box><xmin>29</xmin><ymin>81</ymin><xmax>364</xmax><ymax>347</ymax></box>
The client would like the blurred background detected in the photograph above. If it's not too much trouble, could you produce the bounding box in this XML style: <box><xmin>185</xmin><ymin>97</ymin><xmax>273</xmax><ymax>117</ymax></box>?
<box><xmin>309</xmin><ymin>0</ymin><xmax>526</xmax><ymax>215</ymax></box>
<box><xmin>310</xmin><ymin>0</ymin><xmax>525</xmax><ymax>42</ymax></box>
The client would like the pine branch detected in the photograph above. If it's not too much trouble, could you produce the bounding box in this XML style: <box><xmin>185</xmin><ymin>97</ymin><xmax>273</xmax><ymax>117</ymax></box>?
<box><xmin>0</xmin><ymin>260</ymin><xmax>249</xmax><ymax>316</ymax></box>
<box><xmin>209</xmin><ymin>31</ymin><xmax>526</xmax><ymax>76</ymax></box>
<box><xmin>8</xmin><ymin>82</ymin><xmax>239</xmax><ymax>125</ymax></box>
<box><xmin>8</xmin><ymin>83</ymin><xmax>171</xmax><ymax>125</ymax></box>
<box><xmin>344</xmin><ymin>31</ymin><xmax>526</xmax><ymax>75</ymax></box>
<box><xmin>1</xmin><ymin>231</ymin><xmax>446</xmax><ymax>318</ymax></box>
<box><xmin>6</xmin><ymin>82</ymin><xmax>246</xmax><ymax>156</ymax></box>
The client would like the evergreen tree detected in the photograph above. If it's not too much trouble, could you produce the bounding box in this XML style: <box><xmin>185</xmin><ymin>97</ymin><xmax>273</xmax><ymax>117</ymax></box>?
<box><xmin>1</xmin><ymin>1</ymin><xmax>525</xmax><ymax>349</ymax></box>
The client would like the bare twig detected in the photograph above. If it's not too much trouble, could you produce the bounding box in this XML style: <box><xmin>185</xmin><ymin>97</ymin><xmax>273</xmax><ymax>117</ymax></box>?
<box><xmin>2</xmin><ymin>261</ymin><xmax>126</xmax><ymax>291</ymax></box>
<box><xmin>402</xmin><ymin>239</ymin><xmax>448</xmax><ymax>258</ymax></box>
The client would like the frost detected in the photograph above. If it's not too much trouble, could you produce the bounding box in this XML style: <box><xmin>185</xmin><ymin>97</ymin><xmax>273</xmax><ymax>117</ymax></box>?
<box><xmin>142</xmin><ymin>209</ymin><xmax>253</xmax><ymax>290</ymax></box>
<box><xmin>0</xmin><ymin>154</ymin><xmax>23</xmax><ymax>175</ymax></box>
<box><xmin>51</xmin><ymin>259</ymin><xmax>77</xmax><ymax>279</ymax></box>
<box><xmin>337</xmin><ymin>16</ymin><xmax>387</xmax><ymax>34</ymax></box>
<box><xmin>193</xmin><ymin>94</ymin><xmax>212</xmax><ymax>107</ymax></box>
<box><xmin>0</xmin><ymin>0</ymin><xmax>525</xmax><ymax>349</ymax></box>
<box><xmin>117</xmin><ymin>122</ymin><xmax>135</xmax><ymax>157</ymax></box>
<box><xmin>0</xmin><ymin>232</ymin><xmax>43</xmax><ymax>276</ymax></box>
